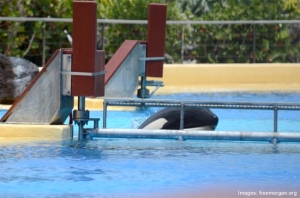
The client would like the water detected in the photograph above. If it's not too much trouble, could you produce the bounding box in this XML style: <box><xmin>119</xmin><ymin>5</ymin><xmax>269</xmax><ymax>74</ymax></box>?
<box><xmin>0</xmin><ymin>140</ymin><xmax>299</xmax><ymax>197</ymax></box>
<box><xmin>83</xmin><ymin>92</ymin><xmax>300</xmax><ymax>132</ymax></box>
<box><xmin>1</xmin><ymin>92</ymin><xmax>300</xmax><ymax>197</ymax></box>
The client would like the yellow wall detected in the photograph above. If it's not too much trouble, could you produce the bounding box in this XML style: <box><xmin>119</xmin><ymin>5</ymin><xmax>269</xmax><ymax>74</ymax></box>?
<box><xmin>152</xmin><ymin>64</ymin><xmax>300</xmax><ymax>93</ymax></box>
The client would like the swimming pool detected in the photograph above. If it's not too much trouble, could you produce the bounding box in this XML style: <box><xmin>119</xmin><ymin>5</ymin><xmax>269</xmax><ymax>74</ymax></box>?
<box><xmin>84</xmin><ymin>92</ymin><xmax>300</xmax><ymax>133</ymax></box>
<box><xmin>0</xmin><ymin>140</ymin><xmax>299</xmax><ymax>197</ymax></box>
<box><xmin>0</xmin><ymin>92</ymin><xmax>300</xmax><ymax>197</ymax></box>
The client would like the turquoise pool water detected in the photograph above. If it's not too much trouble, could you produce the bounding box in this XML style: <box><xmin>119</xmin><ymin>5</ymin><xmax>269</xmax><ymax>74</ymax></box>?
<box><xmin>0</xmin><ymin>92</ymin><xmax>300</xmax><ymax>197</ymax></box>
<box><xmin>82</xmin><ymin>92</ymin><xmax>300</xmax><ymax>132</ymax></box>
<box><xmin>0</xmin><ymin>140</ymin><xmax>299</xmax><ymax>197</ymax></box>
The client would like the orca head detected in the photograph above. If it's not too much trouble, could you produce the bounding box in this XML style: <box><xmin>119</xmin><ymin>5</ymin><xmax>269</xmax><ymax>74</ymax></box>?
<box><xmin>139</xmin><ymin>107</ymin><xmax>218</xmax><ymax>130</ymax></box>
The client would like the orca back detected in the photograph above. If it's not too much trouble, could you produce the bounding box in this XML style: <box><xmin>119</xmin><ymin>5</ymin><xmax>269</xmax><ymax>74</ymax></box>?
<box><xmin>139</xmin><ymin>107</ymin><xmax>218</xmax><ymax>130</ymax></box>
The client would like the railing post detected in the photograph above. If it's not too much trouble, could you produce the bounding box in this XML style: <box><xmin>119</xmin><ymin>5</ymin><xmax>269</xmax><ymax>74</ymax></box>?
<box><xmin>253</xmin><ymin>23</ymin><xmax>256</xmax><ymax>63</ymax></box>
<box><xmin>103</xmin><ymin>100</ymin><xmax>107</xmax><ymax>129</ymax></box>
<box><xmin>274</xmin><ymin>104</ymin><xmax>278</xmax><ymax>132</ymax></box>
<box><xmin>42</xmin><ymin>23</ymin><xmax>46</xmax><ymax>66</ymax></box>
<box><xmin>179</xmin><ymin>103</ymin><xmax>185</xmax><ymax>130</ymax></box>
<box><xmin>181</xmin><ymin>24</ymin><xmax>184</xmax><ymax>63</ymax></box>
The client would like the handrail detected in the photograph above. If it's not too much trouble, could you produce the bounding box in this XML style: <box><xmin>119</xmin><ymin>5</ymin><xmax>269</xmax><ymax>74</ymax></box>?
<box><xmin>1</xmin><ymin>17</ymin><xmax>300</xmax><ymax>25</ymax></box>
<box><xmin>85</xmin><ymin>128</ymin><xmax>300</xmax><ymax>142</ymax></box>
<box><xmin>1</xmin><ymin>17</ymin><xmax>299</xmax><ymax>65</ymax></box>
<box><xmin>103</xmin><ymin>98</ymin><xmax>300</xmax><ymax>132</ymax></box>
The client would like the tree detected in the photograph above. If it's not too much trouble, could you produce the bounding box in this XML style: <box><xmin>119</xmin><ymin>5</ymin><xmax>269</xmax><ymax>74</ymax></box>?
<box><xmin>178</xmin><ymin>0</ymin><xmax>226</xmax><ymax>17</ymax></box>
<box><xmin>1</xmin><ymin>0</ymin><xmax>300</xmax><ymax>65</ymax></box>
<box><xmin>189</xmin><ymin>0</ymin><xmax>300</xmax><ymax>63</ymax></box>
<box><xmin>104</xmin><ymin>0</ymin><xmax>185</xmax><ymax>62</ymax></box>
<box><xmin>0</xmin><ymin>0</ymin><xmax>74</xmax><ymax>65</ymax></box>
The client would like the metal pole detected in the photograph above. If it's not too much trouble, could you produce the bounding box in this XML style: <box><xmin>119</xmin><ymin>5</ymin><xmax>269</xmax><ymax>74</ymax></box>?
<box><xmin>2</xmin><ymin>17</ymin><xmax>300</xmax><ymax>25</ymax></box>
<box><xmin>274</xmin><ymin>104</ymin><xmax>278</xmax><ymax>132</ymax></box>
<box><xmin>179</xmin><ymin>103</ymin><xmax>184</xmax><ymax>130</ymax></box>
<box><xmin>102</xmin><ymin>20</ymin><xmax>105</xmax><ymax>51</ymax></box>
<box><xmin>103</xmin><ymin>100</ymin><xmax>107</xmax><ymax>129</ymax></box>
<box><xmin>86</xmin><ymin>128</ymin><xmax>300</xmax><ymax>143</ymax></box>
<box><xmin>253</xmin><ymin>23</ymin><xmax>256</xmax><ymax>63</ymax></box>
<box><xmin>78</xmin><ymin>96</ymin><xmax>85</xmax><ymax>111</ymax></box>
<box><xmin>42</xmin><ymin>23</ymin><xmax>46</xmax><ymax>66</ymax></box>
<box><xmin>181</xmin><ymin>24</ymin><xmax>184</xmax><ymax>63</ymax></box>
<box><xmin>78</xmin><ymin>96</ymin><xmax>85</xmax><ymax>141</ymax></box>
<box><xmin>137</xmin><ymin>75</ymin><xmax>150</xmax><ymax>98</ymax></box>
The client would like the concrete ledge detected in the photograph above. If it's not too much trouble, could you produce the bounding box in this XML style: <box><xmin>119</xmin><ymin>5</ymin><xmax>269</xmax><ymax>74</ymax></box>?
<box><xmin>152</xmin><ymin>63</ymin><xmax>300</xmax><ymax>94</ymax></box>
<box><xmin>0</xmin><ymin>124</ymin><xmax>72</xmax><ymax>143</ymax></box>
<box><xmin>163</xmin><ymin>63</ymin><xmax>300</xmax><ymax>84</ymax></box>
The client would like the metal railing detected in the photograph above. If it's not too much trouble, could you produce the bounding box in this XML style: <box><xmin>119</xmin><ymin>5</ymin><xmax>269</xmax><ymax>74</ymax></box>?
<box><xmin>1</xmin><ymin>17</ymin><xmax>300</xmax><ymax>24</ymax></box>
<box><xmin>1</xmin><ymin>17</ymin><xmax>300</xmax><ymax>65</ymax></box>
<box><xmin>102</xmin><ymin>98</ymin><xmax>300</xmax><ymax>133</ymax></box>
<box><xmin>78</xmin><ymin>98</ymin><xmax>300</xmax><ymax>142</ymax></box>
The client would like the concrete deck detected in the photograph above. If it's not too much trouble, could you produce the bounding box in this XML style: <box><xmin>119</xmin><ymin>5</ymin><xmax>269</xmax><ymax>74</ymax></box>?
<box><xmin>0</xmin><ymin>124</ymin><xmax>72</xmax><ymax>143</ymax></box>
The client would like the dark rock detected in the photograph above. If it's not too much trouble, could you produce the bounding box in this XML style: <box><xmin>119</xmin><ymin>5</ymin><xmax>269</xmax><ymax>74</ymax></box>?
<box><xmin>0</xmin><ymin>54</ymin><xmax>39</xmax><ymax>104</ymax></box>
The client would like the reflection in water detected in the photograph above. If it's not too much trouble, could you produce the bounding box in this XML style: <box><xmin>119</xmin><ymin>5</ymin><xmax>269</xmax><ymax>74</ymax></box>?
<box><xmin>272</xmin><ymin>142</ymin><xmax>280</xmax><ymax>154</ymax></box>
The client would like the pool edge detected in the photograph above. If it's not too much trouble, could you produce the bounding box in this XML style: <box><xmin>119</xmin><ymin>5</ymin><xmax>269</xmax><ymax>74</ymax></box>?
<box><xmin>0</xmin><ymin>124</ymin><xmax>72</xmax><ymax>143</ymax></box>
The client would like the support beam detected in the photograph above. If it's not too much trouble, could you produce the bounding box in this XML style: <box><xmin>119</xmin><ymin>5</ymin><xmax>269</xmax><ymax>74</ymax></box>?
<box><xmin>145</xmin><ymin>3</ymin><xmax>167</xmax><ymax>77</ymax></box>
<box><xmin>72</xmin><ymin>1</ymin><xmax>105</xmax><ymax>97</ymax></box>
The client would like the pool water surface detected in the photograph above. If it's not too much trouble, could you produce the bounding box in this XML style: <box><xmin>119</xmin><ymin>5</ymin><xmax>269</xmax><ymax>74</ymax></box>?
<box><xmin>84</xmin><ymin>92</ymin><xmax>300</xmax><ymax>132</ymax></box>
<box><xmin>0</xmin><ymin>92</ymin><xmax>300</xmax><ymax>197</ymax></box>
<box><xmin>0</xmin><ymin>140</ymin><xmax>300</xmax><ymax>197</ymax></box>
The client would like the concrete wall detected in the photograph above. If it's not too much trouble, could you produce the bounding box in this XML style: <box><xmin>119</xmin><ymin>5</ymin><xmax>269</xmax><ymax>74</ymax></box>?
<box><xmin>152</xmin><ymin>64</ymin><xmax>300</xmax><ymax>93</ymax></box>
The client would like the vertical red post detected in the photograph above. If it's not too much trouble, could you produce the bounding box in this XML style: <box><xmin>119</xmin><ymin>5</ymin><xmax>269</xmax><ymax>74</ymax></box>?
<box><xmin>72</xmin><ymin>1</ymin><xmax>105</xmax><ymax>97</ymax></box>
<box><xmin>146</xmin><ymin>3</ymin><xmax>167</xmax><ymax>77</ymax></box>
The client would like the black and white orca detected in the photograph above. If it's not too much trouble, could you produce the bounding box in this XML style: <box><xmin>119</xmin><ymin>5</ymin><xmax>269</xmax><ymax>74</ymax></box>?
<box><xmin>139</xmin><ymin>107</ymin><xmax>218</xmax><ymax>130</ymax></box>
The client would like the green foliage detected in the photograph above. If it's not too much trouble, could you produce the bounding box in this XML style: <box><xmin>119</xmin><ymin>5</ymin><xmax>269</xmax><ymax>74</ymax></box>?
<box><xmin>178</xmin><ymin>0</ymin><xmax>226</xmax><ymax>18</ymax></box>
<box><xmin>189</xmin><ymin>0</ymin><xmax>300</xmax><ymax>63</ymax></box>
<box><xmin>0</xmin><ymin>0</ymin><xmax>184</xmax><ymax>64</ymax></box>
<box><xmin>0</xmin><ymin>0</ymin><xmax>73</xmax><ymax>65</ymax></box>
<box><xmin>1</xmin><ymin>0</ymin><xmax>300</xmax><ymax>65</ymax></box>
<box><xmin>104</xmin><ymin>0</ymin><xmax>184</xmax><ymax>62</ymax></box>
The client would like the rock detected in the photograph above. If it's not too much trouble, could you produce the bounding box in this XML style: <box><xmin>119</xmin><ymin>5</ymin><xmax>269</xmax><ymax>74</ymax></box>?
<box><xmin>0</xmin><ymin>54</ymin><xmax>39</xmax><ymax>104</ymax></box>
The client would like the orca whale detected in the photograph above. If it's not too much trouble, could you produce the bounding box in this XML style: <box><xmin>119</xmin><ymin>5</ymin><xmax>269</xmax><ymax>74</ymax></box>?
<box><xmin>139</xmin><ymin>107</ymin><xmax>218</xmax><ymax>130</ymax></box>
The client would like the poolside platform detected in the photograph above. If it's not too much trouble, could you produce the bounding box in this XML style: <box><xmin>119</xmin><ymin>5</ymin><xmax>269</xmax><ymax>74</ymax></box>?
<box><xmin>0</xmin><ymin>124</ymin><xmax>72</xmax><ymax>143</ymax></box>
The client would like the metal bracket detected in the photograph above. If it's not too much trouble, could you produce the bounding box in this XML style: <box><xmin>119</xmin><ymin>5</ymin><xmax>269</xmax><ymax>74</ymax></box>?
<box><xmin>141</xmin><ymin>80</ymin><xmax>164</xmax><ymax>98</ymax></box>
<box><xmin>139</xmin><ymin>57</ymin><xmax>165</xmax><ymax>61</ymax></box>
<box><xmin>137</xmin><ymin>43</ymin><xmax>165</xmax><ymax>98</ymax></box>
<box><xmin>73</xmin><ymin>118</ymin><xmax>100</xmax><ymax>129</ymax></box>
<box><xmin>60</xmin><ymin>53</ymin><xmax>106</xmax><ymax>96</ymax></box>
<box><xmin>61</xmin><ymin>70</ymin><xmax>106</xmax><ymax>76</ymax></box>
